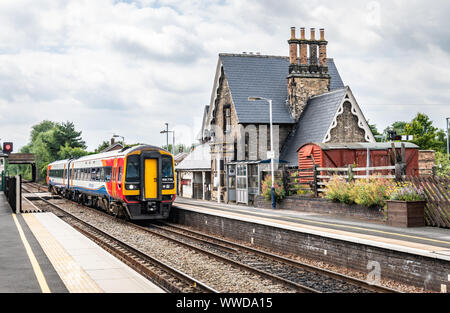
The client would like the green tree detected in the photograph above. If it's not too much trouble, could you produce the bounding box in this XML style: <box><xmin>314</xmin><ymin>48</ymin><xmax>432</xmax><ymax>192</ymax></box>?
<box><xmin>95</xmin><ymin>141</ymin><xmax>110</xmax><ymax>153</ymax></box>
<box><xmin>12</xmin><ymin>120</ymin><xmax>88</xmax><ymax>181</ymax></box>
<box><xmin>368</xmin><ymin>122</ymin><xmax>382</xmax><ymax>142</ymax></box>
<box><xmin>30</xmin><ymin>120</ymin><xmax>56</xmax><ymax>143</ymax></box>
<box><xmin>405</xmin><ymin>113</ymin><xmax>445</xmax><ymax>152</ymax></box>
<box><xmin>54</xmin><ymin>121</ymin><xmax>86</xmax><ymax>149</ymax></box>
<box><xmin>435</xmin><ymin>151</ymin><xmax>450</xmax><ymax>177</ymax></box>
<box><xmin>391</xmin><ymin>121</ymin><xmax>407</xmax><ymax>135</ymax></box>
<box><xmin>58</xmin><ymin>143</ymin><xmax>89</xmax><ymax>159</ymax></box>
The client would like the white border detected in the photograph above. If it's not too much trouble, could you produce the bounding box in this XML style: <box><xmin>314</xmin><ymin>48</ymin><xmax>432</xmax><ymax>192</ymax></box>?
<box><xmin>323</xmin><ymin>86</ymin><xmax>376</xmax><ymax>143</ymax></box>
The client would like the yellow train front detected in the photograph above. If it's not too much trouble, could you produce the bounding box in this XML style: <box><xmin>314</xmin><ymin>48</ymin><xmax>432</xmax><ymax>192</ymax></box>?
<box><xmin>120</xmin><ymin>145</ymin><xmax>176</xmax><ymax>220</ymax></box>
<box><xmin>49</xmin><ymin>145</ymin><xmax>177</xmax><ymax>221</ymax></box>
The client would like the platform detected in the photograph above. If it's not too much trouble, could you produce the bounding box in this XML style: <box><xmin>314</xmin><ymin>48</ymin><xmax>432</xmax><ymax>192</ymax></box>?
<box><xmin>0</xmin><ymin>192</ymin><xmax>164</xmax><ymax>293</ymax></box>
<box><xmin>174</xmin><ymin>197</ymin><xmax>450</xmax><ymax>261</ymax></box>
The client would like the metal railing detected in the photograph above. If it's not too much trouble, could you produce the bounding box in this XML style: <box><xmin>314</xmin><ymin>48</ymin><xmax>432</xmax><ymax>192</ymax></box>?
<box><xmin>5</xmin><ymin>175</ymin><xmax>21</xmax><ymax>213</ymax></box>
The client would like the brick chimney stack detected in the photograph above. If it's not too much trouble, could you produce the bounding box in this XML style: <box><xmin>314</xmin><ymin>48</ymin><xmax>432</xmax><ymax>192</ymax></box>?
<box><xmin>289</xmin><ymin>27</ymin><xmax>297</xmax><ymax>65</ymax></box>
<box><xmin>309</xmin><ymin>28</ymin><xmax>318</xmax><ymax>67</ymax></box>
<box><xmin>287</xmin><ymin>26</ymin><xmax>331</xmax><ymax>121</ymax></box>
<box><xmin>318</xmin><ymin>28</ymin><xmax>328</xmax><ymax>67</ymax></box>
<box><xmin>299</xmin><ymin>27</ymin><xmax>307</xmax><ymax>66</ymax></box>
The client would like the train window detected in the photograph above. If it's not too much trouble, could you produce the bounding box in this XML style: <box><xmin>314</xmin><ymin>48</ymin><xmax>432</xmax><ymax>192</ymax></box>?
<box><xmin>125</xmin><ymin>155</ymin><xmax>140</xmax><ymax>182</ymax></box>
<box><xmin>91</xmin><ymin>168</ymin><xmax>96</xmax><ymax>181</ymax></box>
<box><xmin>99</xmin><ymin>168</ymin><xmax>105</xmax><ymax>181</ymax></box>
<box><xmin>162</xmin><ymin>157</ymin><xmax>174</xmax><ymax>178</ymax></box>
<box><xmin>118</xmin><ymin>166</ymin><xmax>123</xmax><ymax>182</ymax></box>
<box><xmin>104</xmin><ymin>167</ymin><xmax>112</xmax><ymax>182</ymax></box>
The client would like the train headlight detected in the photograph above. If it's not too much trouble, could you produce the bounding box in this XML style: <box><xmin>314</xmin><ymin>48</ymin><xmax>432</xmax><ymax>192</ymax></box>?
<box><xmin>163</xmin><ymin>183</ymin><xmax>174</xmax><ymax>189</ymax></box>
<box><xmin>125</xmin><ymin>183</ymin><xmax>140</xmax><ymax>190</ymax></box>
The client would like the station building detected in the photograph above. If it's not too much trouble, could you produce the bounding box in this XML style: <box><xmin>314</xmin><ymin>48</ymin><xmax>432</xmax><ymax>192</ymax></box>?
<box><xmin>177</xmin><ymin>27</ymin><xmax>376</xmax><ymax>204</ymax></box>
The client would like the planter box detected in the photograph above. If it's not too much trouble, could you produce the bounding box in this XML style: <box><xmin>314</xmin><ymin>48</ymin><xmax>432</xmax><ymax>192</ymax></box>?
<box><xmin>387</xmin><ymin>200</ymin><xmax>426</xmax><ymax>228</ymax></box>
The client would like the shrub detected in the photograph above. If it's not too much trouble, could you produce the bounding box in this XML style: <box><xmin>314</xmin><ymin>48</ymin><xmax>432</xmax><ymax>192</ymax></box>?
<box><xmin>324</xmin><ymin>176</ymin><xmax>354</xmax><ymax>204</ymax></box>
<box><xmin>261</xmin><ymin>175</ymin><xmax>286</xmax><ymax>202</ymax></box>
<box><xmin>324</xmin><ymin>175</ymin><xmax>393</xmax><ymax>207</ymax></box>
<box><xmin>352</xmin><ymin>177</ymin><xmax>391</xmax><ymax>207</ymax></box>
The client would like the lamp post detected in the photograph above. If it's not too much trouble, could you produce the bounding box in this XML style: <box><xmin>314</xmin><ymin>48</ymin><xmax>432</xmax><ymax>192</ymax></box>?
<box><xmin>248</xmin><ymin>96</ymin><xmax>276</xmax><ymax>209</ymax></box>
<box><xmin>113</xmin><ymin>134</ymin><xmax>124</xmax><ymax>145</ymax></box>
<box><xmin>160</xmin><ymin>124</ymin><xmax>175</xmax><ymax>154</ymax></box>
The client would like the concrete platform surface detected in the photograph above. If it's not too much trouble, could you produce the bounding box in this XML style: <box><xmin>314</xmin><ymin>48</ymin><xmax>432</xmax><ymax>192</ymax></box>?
<box><xmin>0</xmin><ymin>192</ymin><xmax>67</xmax><ymax>293</ymax></box>
<box><xmin>23</xmin><ymin>212</ymin><xmax>165</xmax><ymax>293</ymax></box>
<box><xmin>174</xmin><ymin>197</ymin><xmax>450</xmax><ymax>261</ymax></box>
<box><xmin>0</xmin><ymin>191</ymin><xmax>164</xmax><ymax>293</ymax></box>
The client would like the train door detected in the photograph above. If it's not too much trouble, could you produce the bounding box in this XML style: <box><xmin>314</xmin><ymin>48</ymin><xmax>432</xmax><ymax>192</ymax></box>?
<box><xmin>139</xmin><ymin>151</ymin><xmax>161</xmax><ymax>201</ymax></box>
<box><xmin>144</xmin><ymin>159</ymin><xmax>158</xmax><ymax>199</ymax></box>
<box><xmin>112</xmin><ymin>159</ymin><xmax>123</xmax><ymax>199</ymax></box>
<box><xmin>70</xmin><ymin>163</ymin><xmax>74</xmax><ymax>189</ymax></box>
<box><xmin>63</xmin><ymin>164</ymin><xmax>66</xmax><ymax>188</ymax></box>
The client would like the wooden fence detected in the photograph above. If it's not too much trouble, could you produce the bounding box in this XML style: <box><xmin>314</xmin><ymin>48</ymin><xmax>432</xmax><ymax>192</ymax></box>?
<box><xmin>403</xmin><ymin>176</ymin><xmax>450</xmax><ymax>228</ymax></box>
<box><xmin>286</xmin><ymin>164</ymin><xmax>398</xmax><ymax>196</ymax></box>
<box><xmin>286</xmin><ymin>166</ymin><xmax>450</xmax><ymax>228</ymax></box>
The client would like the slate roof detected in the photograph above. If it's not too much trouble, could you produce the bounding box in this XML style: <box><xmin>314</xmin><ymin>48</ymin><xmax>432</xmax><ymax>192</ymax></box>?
<box><xmin>279</xmin><ymin>87</ymin><xmax>348</xmax><ymax>165</ymax></box>
<box><xmin>176</xmin><ymin>144</ymin><xmax>211</xmax><ymax>171</ymax></box>
<box><xmin>219</xmin><ymin>54</ymin><xmax>344</xmax><ymax>124</ymax></box>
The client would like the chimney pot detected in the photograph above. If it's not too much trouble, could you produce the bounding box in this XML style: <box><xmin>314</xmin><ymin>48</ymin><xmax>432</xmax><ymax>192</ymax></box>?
<box><xmin>310</xmin><ymin>28</ymin><xmax>316</xmax><ymax>40</ymax></box>
<box><xmin>300</xmin><ymin>27</ymin><xmax>306</xmax><ymax>40</ymax></box>
<box><xmin>290</xmin><ymin>27</ymin><xmax>296</xmax><ymax>40</ymax></box>
<box><xmin>320</xmin><ymin>28</ymin><xmax>325</xmax><ymax>41</ymax></box>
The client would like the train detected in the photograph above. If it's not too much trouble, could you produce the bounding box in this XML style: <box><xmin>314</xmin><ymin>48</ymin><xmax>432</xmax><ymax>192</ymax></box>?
<box><xmin>47</xmin><ymin>145</ymin><xmax>176</xmax><ymax>220</ymax></box>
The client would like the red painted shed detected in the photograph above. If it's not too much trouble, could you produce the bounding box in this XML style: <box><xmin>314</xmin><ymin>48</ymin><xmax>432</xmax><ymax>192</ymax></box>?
<box><xmin>297</xmin><ymin>142</ymin><xmax>420</xmax><ymax>176</ymax></box>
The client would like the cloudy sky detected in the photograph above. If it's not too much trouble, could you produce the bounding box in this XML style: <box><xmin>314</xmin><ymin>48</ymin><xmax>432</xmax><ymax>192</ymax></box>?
<box><xmin>1</xmin><ymin>0</ymin><xmax>449</xmax><ymax>151</ymax></box>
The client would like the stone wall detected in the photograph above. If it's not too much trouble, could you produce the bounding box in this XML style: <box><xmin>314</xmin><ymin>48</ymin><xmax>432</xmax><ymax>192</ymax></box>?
<box><xmin>418</xmin><ymin>150</ymin><xmax>435</xmax><ymax>176</ymax></box>
<box><xmin>329</xmin><ymin>101</ymin><xmax>366</xmax><ymax>143</ymax></box>
<box><xmin>254</xmin><ymin>195</ymin><xmax>385</xmax><ymax>222</ymax></box>
<box><xmin>170</xmin><ymin>208</ymin><xmax>450</xmax><ymax>292</ymax></box>
<box><xmin>287</xmin><ymin>76</ymin><xmax>330</xmax><ymax>121</ymax></box>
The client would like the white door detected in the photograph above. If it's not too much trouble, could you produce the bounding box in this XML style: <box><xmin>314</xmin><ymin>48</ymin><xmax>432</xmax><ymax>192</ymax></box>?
<box><xmin>236</xmin><ymin>164</ymin><xmax>248</xmax><ymax>204</ymax></box>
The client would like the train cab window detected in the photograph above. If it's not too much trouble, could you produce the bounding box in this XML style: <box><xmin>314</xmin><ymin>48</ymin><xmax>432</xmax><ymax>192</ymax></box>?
<box><xmin>125</xmin><ymin>155</ymin><xmax>140</xmax><ymax>182</ymax></box>
<box><xmin>162</xmin><ymin>157</ymin><xmax>174</xmax><ymax>178</ymax></box>
<box><xmin>105</xmin><ymin>167</ymin><xmax>112</xmax><ymax>182</ymax></box>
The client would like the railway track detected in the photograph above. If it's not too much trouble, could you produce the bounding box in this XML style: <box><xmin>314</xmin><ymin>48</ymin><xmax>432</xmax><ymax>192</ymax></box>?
<box><xmin>22</xmin><ymin>182</ymin><xmax>399</xmax><ymax>293</ymax></box>
<box><xmin>21</xmin><ymin>184</ymin><xmax>218</xmax><ymax>293</ymax></box>
<box><xmin>146</xmin><ymin>222</ymin><xmax>399</xmax><ymax>293</ymax></box>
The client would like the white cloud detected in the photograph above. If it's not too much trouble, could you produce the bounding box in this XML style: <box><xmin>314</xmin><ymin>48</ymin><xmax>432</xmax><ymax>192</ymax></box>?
<box><xmin>0</xmin><ymin>0</ymin><xmax>449</xmax><ymax>153</ymax></box>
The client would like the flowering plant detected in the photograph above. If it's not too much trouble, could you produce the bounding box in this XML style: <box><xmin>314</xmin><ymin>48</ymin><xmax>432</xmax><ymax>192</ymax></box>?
<box><xmin>388</xmin><ymin>183</ymin><xmax>425</xmax><ymax>201</ymax></box>
<box><xmin>261</xmin><ymin>175</ymin><xmax>286</xmax><ymax>202</ymax></box>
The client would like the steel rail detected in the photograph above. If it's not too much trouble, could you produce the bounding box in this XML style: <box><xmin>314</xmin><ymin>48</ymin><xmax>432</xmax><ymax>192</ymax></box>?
<box><xmin>34</xmin><ymin>185</ymin><xmax>318</xmax><ymax>293</ymax></box>
<box><xmin>130</xmin><ymin>222</ymin><xmax>319</xmax><ymax>293</ymax></box>
<box><xmin>24</xmin><ymin>192</ymin><xmax>218</xmax><ymax>293</ymax></box>
<box><xmin>158</xmin><ymin>222</ymin><xmax>400</xmax><ymax>293</ymax></box>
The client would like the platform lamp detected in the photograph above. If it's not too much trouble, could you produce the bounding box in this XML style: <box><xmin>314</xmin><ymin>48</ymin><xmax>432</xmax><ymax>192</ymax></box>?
<box><xmin>248</xmin><ymin>96</ymin><xmax>276</xmax><ymax>209</ymax></box>
<box><xmin>113</xmin><ymin>134</ymin><xmax>125</xmax><ymax>146</ymax></box>
<box><xmin>160</xmin><ymin>124</ymin><xmax>175</xmax><ymax>155</ymax></box>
